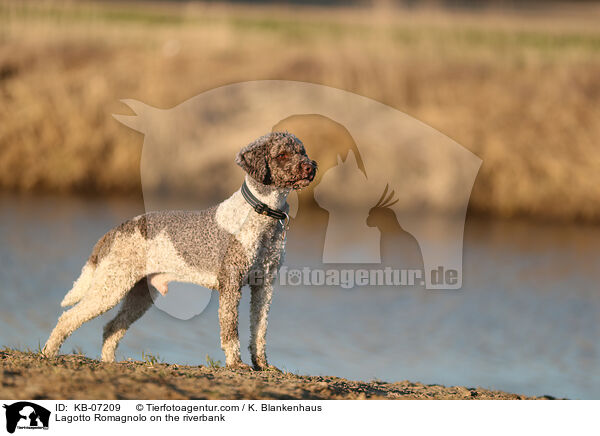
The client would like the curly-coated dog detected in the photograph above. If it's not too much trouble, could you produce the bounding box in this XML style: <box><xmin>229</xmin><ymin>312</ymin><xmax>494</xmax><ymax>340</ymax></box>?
<box><xmin>43</xmin><ymin>132</ymin><xmax>317</xmax><ymax>370</ymax></box>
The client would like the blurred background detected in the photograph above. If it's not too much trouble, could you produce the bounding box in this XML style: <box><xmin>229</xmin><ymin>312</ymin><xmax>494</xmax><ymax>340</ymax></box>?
<box><xmin>0</xmin><ymin>0</ymin><xmax>599</xmax><ymax>399</ymax></box>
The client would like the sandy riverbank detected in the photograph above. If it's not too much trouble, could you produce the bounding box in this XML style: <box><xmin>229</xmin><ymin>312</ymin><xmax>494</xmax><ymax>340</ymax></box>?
<box><xmin>0</xmin><ymin>349</ymin><xmax>555</xmax><ymax>400</ymax></box>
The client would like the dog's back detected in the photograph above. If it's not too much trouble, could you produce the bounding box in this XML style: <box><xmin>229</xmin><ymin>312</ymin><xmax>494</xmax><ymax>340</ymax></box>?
<box><xmin>62</xmin><ymin>207</ymin><xmax>235</xmax><ymax>306</ymax></box>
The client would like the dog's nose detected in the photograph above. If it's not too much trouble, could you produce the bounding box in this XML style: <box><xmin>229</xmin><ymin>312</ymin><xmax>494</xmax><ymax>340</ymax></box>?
<box><xmin>300</xmin><ymin>161</ymin><xmax>316</xmax><ymax>179</ymax></box>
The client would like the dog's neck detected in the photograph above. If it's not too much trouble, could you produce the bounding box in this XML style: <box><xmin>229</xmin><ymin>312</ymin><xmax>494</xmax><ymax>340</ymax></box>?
<box><xmin>245</xmin><ymin>175</ymin><xmax>290</xmax><ymax>210</ymax></box>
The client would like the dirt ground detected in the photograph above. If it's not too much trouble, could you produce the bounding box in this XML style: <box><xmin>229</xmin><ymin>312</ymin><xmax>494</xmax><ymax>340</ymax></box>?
<box><xmin>0</xmin><ymin>350</ymin><xmax>553</xmax><ymax>400</ymax></box>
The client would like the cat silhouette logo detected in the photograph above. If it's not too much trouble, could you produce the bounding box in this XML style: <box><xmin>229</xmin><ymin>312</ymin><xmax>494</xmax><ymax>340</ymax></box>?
<box><xmin>113</xmin><ymin>80</ymin><xmax>481</xmax><ymax>319</ymax></box>
<box><xmin>3</xmin><ymin>402</ymin><xmax>50</xmax><ymax>433</ymax></box>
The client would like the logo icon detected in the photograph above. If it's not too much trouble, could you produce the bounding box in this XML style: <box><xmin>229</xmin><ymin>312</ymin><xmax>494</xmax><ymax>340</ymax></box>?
<box><xmin>113</xmin><ymin>80</ymin><xmax>482</xmax><ymax>319</ymax></box>
<box><xmin>2</xmin><ymin>402</ymin><xmax>50</xmax><ymax>434</ymax></box>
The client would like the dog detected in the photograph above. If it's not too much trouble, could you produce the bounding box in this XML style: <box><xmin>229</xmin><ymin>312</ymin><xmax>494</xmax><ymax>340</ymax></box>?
<box><xmin>43</xmin><ymin>132</ymin><xmax>317</xmax><ymax>370</ymax></box>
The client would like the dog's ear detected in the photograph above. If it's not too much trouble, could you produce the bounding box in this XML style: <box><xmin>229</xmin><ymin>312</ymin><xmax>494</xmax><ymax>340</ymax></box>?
<box><xmin>236</xmin><ymin>134</ymin><xmax>272</xmax><ymax>184</ymax></box>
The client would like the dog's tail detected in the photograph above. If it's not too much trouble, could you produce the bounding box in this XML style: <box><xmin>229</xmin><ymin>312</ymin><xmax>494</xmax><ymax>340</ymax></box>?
<box><xmin>61</xmin><ymin>262</ymin><xmax>95</xmax><ymax>307</ymax></box>
<box><xmin>61</xmin><ymin>227</ymin><xmax>117</xmax><ymax>307</ymax></box>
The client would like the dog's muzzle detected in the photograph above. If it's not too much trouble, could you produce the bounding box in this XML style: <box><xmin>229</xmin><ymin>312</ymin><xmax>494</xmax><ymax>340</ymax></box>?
<box><xmin>293</xmin><ymin>160</ymin><xmax>317</xmax><ymax>189</ymax></box>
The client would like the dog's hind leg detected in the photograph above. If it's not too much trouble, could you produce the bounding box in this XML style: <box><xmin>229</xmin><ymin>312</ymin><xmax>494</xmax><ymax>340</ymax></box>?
<box><xmin>101</xmin><ymin>279</ymin><xmax>156</xmax><ymax>362</ymax></box>
<box><xmin>43</xmin><ymin>270</ymin><xmax>139</xmax><ymax>358</ymax></box>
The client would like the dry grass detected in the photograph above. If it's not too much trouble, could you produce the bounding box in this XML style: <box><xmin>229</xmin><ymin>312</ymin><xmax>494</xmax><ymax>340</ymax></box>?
<box><xmin>1</xmin><ymin>1</ymin><xmax>600</xmax><ymax>220</ymax></box>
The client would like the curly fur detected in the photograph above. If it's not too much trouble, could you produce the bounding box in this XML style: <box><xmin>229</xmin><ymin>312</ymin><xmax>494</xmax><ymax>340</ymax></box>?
<box><xmin>43</xmin><ymin>132</ymin><xmax>316</xmax><ymax>370</ymax></box>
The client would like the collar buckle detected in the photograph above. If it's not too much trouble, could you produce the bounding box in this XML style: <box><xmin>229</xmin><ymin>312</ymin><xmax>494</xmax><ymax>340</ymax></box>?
<box><xmin>254</xmin><ymin>203</ymin><xmax>268</xmax><ymax>215</ymax></box>
<box><xmin>241</xmin><ymin>181</ymin><xmax>288</xmax><ymax>221</ymax></box>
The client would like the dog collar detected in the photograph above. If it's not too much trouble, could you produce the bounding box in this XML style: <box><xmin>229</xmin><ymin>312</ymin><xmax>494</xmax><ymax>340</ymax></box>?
<box><xmin>241</xmin><ymin>181</ymin><xmax>289</xmax><ymax>221</ymax></box>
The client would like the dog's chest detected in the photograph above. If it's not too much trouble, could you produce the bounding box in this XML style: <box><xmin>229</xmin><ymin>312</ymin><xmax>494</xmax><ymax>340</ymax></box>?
<box><xmin>215</xmin><ymin>191</ymin><xmax>286</xmax><ymax>263</ymax></box>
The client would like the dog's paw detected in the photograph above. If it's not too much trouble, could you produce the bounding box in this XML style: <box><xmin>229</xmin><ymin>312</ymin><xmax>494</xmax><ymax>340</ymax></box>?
<box><xmin>227</xmin><ymin>362</ymin><xmax>253</xmax><ymax>372</ymax></box>
<box><xmin>254</xmin><ymin>363</ymin><xmax>281</xmax><ymax>372</ymax></box>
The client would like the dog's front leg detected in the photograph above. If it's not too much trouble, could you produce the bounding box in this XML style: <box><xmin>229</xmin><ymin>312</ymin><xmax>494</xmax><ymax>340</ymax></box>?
<box><xmin>218</xmin><ymin>287</ymin><xmax>251</xmax><ymax>370</ymax></box>
<box><xmin>249</xmin><ymin>281</ymin><xmax>276</xmax><ymax>371</ymax></box>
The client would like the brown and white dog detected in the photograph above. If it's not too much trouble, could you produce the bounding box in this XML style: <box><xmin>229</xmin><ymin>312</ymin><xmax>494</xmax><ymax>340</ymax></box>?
<box><xmin>44</xmin><ymin>132</ymin><xmax>317</xmax><ymax>370</ymax></box>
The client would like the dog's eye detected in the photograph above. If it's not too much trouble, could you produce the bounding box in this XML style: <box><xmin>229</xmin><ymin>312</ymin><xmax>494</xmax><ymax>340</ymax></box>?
<box><xmin>277</xmin><ymin>153</ymin><xmax>289</xmax><ymax>160</ymax></box>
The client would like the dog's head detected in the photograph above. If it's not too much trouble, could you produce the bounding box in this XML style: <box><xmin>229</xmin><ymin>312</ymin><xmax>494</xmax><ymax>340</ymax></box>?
<box><xmin>236</xmin><ymin>132</ymin><xmax>317</xmax><ymax>190</ymax></box>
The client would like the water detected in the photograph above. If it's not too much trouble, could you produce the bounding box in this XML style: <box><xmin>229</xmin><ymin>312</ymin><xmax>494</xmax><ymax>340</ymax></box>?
<box><xmin>0</xmin><ymin>195</ymin><xmax>598</xmax><ymax>399</ymax></box>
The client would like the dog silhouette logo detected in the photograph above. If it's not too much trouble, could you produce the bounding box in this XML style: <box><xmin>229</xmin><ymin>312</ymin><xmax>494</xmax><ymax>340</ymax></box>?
<box><xmin>314</xmin><ymin>150</ymin><xmax>381</xmax><ymax>263</ymax></box>
<box><xmin>2</xmin><ymin>402</ymin><xmax>50</xmax><ymax>433</ymax></box>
